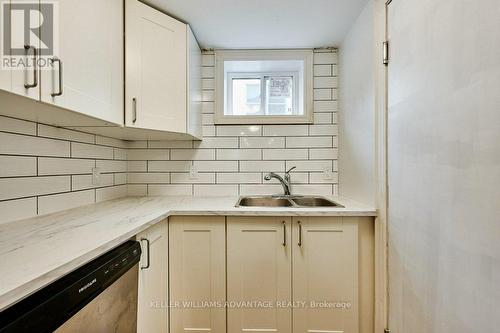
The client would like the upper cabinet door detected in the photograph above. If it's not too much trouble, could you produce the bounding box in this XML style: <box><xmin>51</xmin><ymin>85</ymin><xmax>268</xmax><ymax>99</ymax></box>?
<box><xmin>292</xmin><ymin>217</ymin><xmax>359</xmax><ymax>333</ymax></box>
<box><xmin>0</xmin><ymin>31</ymin><xmax>12</xmax><ymax>92</ymax></box>
<box><xmin>0</xmin><ymin>0</ymin><xmax>39</xmax><ymax>100</ymax></box>
<box><xmin>227</xmin><ymin>217</ymin><xmax>292</xmax><ymax>333</ymax></box>
<box><xmin>40</xmin><ymin>0</ymin><xmax>124</xmax><ymax>125</ymax></box>
<box><xmin>0</xmin><ymin>66</ymin><xmax>11</xmax><ymax>94</ymax></box>
<box><xmin>125</xmin><ymin>0</ymin><xmax>187</xmax><ymax>133</ymax></box>
<box><xmin>0</xmin><ymin>1</ymin><xmax>12</xmax><ymax>92</ymax></box>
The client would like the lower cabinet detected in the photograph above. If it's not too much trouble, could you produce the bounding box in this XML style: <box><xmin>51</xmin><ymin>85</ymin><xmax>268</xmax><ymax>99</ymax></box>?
<box><xmin>292</xmin><ymin>217</ymin><xmax>361</xmax><ymax>333</ymax></box>
<box><xmin>136</xmin><ymin>219</ymin><xmax>169</xmax><ymax>333</ymax></box>
<box><xmin>227</xmin><ymin>217</ymin><xmax>292</xmax><ymax>333</ymax></box>
<box><xmin>169</xmin><ymin>216</ymin><xmax>226</xmax><ymax>333</ymax></box>
<box><xmin>165</xmin><ymin>215</ymin><xmax>374</xmax><ymax>333</ymax></box>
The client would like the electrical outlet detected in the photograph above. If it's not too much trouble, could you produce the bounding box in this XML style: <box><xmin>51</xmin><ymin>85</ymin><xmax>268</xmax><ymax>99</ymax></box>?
<box><xmin>92</xmin><ymin>167</ymin><xmax>101</xmax><ymax>185</ymax></box>
<box><xmin>189</xmin><ymin>164</ymin><xmax>199</xmax><ymax>180</ymax></box>
<box><xmin>323</xmin><ymin>168</ymin><xmax>334</xmax><ymax>180</ymax></box>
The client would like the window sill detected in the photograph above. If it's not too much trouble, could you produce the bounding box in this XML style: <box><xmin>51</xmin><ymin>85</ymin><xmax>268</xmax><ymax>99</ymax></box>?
<box><xmin>214</xmin><ymin>114</ymin><xmax>313</xmax><ymax>125</ymax></box>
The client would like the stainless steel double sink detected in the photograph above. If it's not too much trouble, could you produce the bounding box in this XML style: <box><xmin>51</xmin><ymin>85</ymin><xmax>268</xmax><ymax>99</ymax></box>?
<box><xmin>235</xmin><ymin>195</ymin><xmax>344</xmax><ymax>208</ymax></box>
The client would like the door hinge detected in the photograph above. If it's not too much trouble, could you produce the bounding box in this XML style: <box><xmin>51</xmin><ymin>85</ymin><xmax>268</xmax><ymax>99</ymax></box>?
<box><xmin>383</xmin><ymin>41</ymin><xmax>389</xmax><ymax>66</ymax></box>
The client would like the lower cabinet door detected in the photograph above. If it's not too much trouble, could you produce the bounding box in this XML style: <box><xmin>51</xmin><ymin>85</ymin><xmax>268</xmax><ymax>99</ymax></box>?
<box><xmin>227</xmin><ymin>216</ymin><xmax>292</xmax><ymax>333</ymax></box>
<box><xmin>292</xmin><ymin>217</ymin><xmax>359</xmax><ymax>333</ymax></box>
<box><xmin>137</xmin><ymin>219</ymin><xmax>169</xmax><ymax>333</ymax></box>
<box><xmin>169</xmin><ymin>216</ymin><xmax>226</xmax><ymax>333</ymax></box>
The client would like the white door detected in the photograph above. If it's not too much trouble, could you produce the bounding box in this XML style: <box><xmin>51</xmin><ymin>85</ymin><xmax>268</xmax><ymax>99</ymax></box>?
<box><xmin>40</xmin><ymin>0</ymin><xmax>123</xmax><ymax>124</ymax></box>
<box><xmin>292</xmin><ymin>217</ymin><xmax>359</xmax><ymax>333</ymax></box>
<box><xmin>169</xmin><ymin>216</ymin><xmax>226</xmax><ymax>333</ymax></box>
<box><xmin>137</xmin><ymin>219</ymin><xmax>168</xmax><ymax>333</ymax></box>
<box><xmin>387</xmin><ymin>1</ymin><xmax>500</xmax><ymax>332</ymax></box>
<box><xmin>1</xmin><ymin>0</ymin><xmax>39</xmax><ymax>100</ymax></box>
<box><xmin>125</xmin><ymin>0</ymin><xmax>187</xmax><ymax>132</ymax></box>
<box><xmin>227</xmin><ymin>217</ymin><xmax>292</xmax><ymax>333</ymax></box>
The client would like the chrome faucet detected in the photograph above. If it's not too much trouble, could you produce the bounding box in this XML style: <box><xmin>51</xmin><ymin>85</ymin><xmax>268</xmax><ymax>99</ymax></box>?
<box><xmin>264</xmin><ymin>166</ymin><xmax>296</xmax><ymax>196</ymax></box>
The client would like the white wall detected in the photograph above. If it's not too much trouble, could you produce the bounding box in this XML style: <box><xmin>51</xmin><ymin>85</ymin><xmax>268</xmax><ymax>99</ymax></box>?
<box><xmin>387</xmin><ymin>0</ymin><xmax>500</xmax><ymax>331</ymax></box>
<box><xmin>339</xmin><ymin>1</ymin><xmax>376</xmax><ymax>206</ymax></box>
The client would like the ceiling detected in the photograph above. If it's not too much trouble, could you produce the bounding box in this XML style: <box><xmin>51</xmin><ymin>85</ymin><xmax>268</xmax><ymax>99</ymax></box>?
<box><xmin>144</xmin><ymin>0</ymin><xmax>369</xmax><ymax>49</ymax></box>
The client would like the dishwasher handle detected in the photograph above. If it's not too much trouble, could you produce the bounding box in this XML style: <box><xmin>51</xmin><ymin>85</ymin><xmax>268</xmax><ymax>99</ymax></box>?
<box><xmin>140</xmin><ymin>238</ymin><xmax>151</xmax><ymax>270</ymax></box>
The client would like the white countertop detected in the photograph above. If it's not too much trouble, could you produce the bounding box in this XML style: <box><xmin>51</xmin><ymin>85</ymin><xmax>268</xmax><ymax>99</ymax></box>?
<box><xmin>0</xmin><ymin>195</ymin><xmax>376</xmax><ymax>311</ymax></box>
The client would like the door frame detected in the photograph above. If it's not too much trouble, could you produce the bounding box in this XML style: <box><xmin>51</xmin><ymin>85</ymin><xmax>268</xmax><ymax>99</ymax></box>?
<box><xmin>374</xmin><ymin>0</ymin><xmax>390</xmax><ymax>331</ymax></box>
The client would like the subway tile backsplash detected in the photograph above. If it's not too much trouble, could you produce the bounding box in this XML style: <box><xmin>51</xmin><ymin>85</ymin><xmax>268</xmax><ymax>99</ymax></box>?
<box><xmin>0</xmin><ymin>116</ymin><xmax>128</xmax><ymax>224</ymax></box>
<box><xmin>0</xmin><ymin>49</ymin><xmax>339</xmax><ymax>224</ymax></box>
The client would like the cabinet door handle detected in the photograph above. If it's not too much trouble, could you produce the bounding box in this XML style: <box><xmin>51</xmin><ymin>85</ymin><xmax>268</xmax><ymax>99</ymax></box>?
<box><xmin>282</xmin><ymin>221</ymin><xmax>286</xmax><ymax>246</ymax></box>
<box><xmin>298</xmin><ymin>221</ymin><xmax>302</xmax><ymax>247</ymax></box>
<box><xmin>50</xmin><ymin>57</ymin><xmax>63</xmax><ymax>97</ymax></box>
<box><xmin>24</xmin><ymin>45</ymin><xmax>38</xmax><ymax>89</ymax></box>
<box><xmin>132</xmin><ymin>98</ymin><xmax>137</xmax><ymax>123</ymax></box>
<box><xmin>140</xmin><ymin>238</ymin><xmax>151</xmax><ymax>270</ymax></box>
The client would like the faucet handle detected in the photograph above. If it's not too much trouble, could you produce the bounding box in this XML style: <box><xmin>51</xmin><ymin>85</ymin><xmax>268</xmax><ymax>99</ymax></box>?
<box><xmin>285</xmin><ymin>166</ymin><xmax>296</xmax><ymax>174</ymax></box>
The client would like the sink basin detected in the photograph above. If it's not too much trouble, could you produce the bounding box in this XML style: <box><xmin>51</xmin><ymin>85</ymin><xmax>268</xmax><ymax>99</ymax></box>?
<box><xmin>290</xmin><ymin>196</ymin><xmax>341</xmax><ymax>207</ymax></box>
<box><xmin>235</xmin><ymin>196</ymin><xmax>343</xmax><ymax>208</ymax></box>
<box><xmin>237</xmin><ymin>196</ymin><xmax>294</xmax><ymax>207</ymax></box>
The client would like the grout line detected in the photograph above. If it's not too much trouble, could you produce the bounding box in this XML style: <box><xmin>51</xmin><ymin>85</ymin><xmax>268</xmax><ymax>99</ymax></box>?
<box><xmin>0</xmin><ymin>184</ymin><xmax>123</xmax><ymax>204</ymax></box>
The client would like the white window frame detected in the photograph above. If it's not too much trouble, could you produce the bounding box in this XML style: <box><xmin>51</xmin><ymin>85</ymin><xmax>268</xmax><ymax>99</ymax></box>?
<box><xmin>215</xmin><ymin>49</ymin><xmax>313</xmax><ymax>124</ymax></box>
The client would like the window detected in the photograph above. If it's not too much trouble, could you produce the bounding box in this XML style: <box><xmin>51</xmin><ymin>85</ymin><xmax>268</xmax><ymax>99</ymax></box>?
<box><xmin>228</xmin><ymin>73</ymin><xmax>297</xmax><ymax>116</ymax></box>
<box><xmin>215</xmin><ymin>50</ymin><xmax>313</xmax><ymax>124</ymax></box>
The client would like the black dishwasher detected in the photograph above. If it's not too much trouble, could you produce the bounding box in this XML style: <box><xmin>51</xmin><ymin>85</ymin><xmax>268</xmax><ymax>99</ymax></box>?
<box><xmin>0</xmin><ymin>240</ymin><xmax>141</xmax><ymax>333</ymax></box>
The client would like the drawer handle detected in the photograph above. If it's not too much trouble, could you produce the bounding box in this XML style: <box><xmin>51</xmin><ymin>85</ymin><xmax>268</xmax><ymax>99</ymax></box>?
<box><xmin>50</xmin><ymin>57</ymin><xmax>63</xmax><ymax>97</ymax></box>
<box><xmin>140</xmin><ymin>238</ymin><xmax>150</xmax><ymax>270</ymax></box>
<box><xmin>282</xmin><ymin>221</ymin><xmax>286</xmax><ymax>246</ymax></box>
<box><xmin>24</xmin><ymin>45</ymin><xmax>38</xmax><ymax>89</ymax></box>
<box><xmin>298</xmin><ymin>221</ymin><xmax>302</xmax><ymax>247</ymax></box>
<box><xmin>132</xmin><ymin>98</ymin><xmax>137</xmax><ymax>123</ymax></box>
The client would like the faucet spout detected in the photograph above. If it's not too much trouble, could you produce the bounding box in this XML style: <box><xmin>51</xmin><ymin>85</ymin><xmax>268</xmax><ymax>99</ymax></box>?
<box><xmin>264</xmin><ymin>166</ymin><xmax>296</xmax><ymax>196</ymax></box>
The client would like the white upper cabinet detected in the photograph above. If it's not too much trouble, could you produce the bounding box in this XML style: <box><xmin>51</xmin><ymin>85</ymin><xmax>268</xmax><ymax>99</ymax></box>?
<box><xmin>0</xmin><ymin>0</ymin><xmax>40</xmax><ymax>101</ymax></box>
<box><xmin>40</xmin><ymin>0</ymin><xmax>124</xmax><ymax>125</ymax></box>
<box><xmin>125</xmin><ymin>0</ymin><xmax>202</xmax><ymax>139</ymax></box>
<box><xmin>0</xmin><ymin>53</ymin><xmax>12</xmax><ymax>94</ymax></box>
<box><xmin>1</xmin><ymin>0</ymin><xmax>202</xmax><ymax>137</ymax></box>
